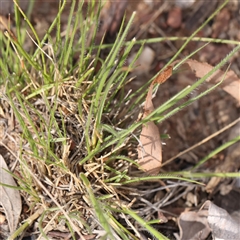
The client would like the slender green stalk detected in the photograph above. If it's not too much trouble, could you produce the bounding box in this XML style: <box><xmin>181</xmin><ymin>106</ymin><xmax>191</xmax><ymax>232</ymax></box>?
<box><xmin>80</xmin><ymin>173</ymin><xmax>115</xmax><ymax>239</ymax></box>
<box><xmin>95</xmin><ymin>37</ymin><xmax>240</xmax><ymax>50</ymax></box>
<box><xmin>192</xmin><ymin>135</ymin><xmax>240</xmax><ymax>170</ymax></box>
<box><xmin>122</xmin><ymin>207</ymin><xmax>169</xmax><ymax>240</ymax></box>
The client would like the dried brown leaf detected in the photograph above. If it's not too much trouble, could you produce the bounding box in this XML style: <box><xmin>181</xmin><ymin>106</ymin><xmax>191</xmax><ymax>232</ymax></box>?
<box><xmin>137</xmin><ymin>121</ymin><xmax>162</xmax><ymax>175</ymax></box>
<box><xmin>177</xmin><ymin>59</ymin><xmax>240</xmax><ymax>103</ymax></box>
<box><xmin>154</xmin><ymin>65</ymin><xmax>173</xmax><ymax>85</ymax></box>
<box><xmin>205</xmin><ymin>201</ymin><xmax>240</xmax><ymax>239</ymax></box>
<box><xmin>178</xmin><ymin>207</ymin><xmax>211</xmax><ymax>239</ymax></box>
<box><xmin>0</xmin><ymin>155</ymin><xmax>22</xmax><ymax>233</ymax></box>
<box><xmin>178</xmin><ymin>201</ymin><xmax>240</xmax><ymax>239</ymax></box>
<box><xmin>137</xmin><ymin>66</ymin><xmax>173</xmax><ymax>175</ymax></box>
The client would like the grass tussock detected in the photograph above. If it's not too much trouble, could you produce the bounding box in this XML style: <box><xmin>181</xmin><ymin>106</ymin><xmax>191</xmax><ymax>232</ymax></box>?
<box><xmin>0</xmin><ymin>0</ymin><xmax>239</xmax><ymax>239</ymax></box>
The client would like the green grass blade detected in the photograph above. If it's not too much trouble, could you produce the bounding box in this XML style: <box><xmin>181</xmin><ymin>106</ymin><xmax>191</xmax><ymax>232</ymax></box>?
<box><xmin>92</xmin><ymin>37</ymin><xmax>240</xmax><ymax>51</ymax></box>
<box><xmin>93</xmin><ymin>12</ymin><xmax>136</xmax><ymax>112</ymax></box>
<box><xmin>122</xmin><ymin>207</ymin><xmax>169</xmax><ymax>240</ymax></box>
<box><xmin>192</xmin><ymin>135</ymin><xmax>240</xmax><ymax>170</ymax></box>
<box><xmin>80</xmin><ymin>173</ymin><xmax>115</xmax><ymax>239</ymax></box>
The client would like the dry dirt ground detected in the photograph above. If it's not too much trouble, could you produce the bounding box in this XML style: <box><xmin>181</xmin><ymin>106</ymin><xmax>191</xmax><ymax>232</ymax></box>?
<box><xmin>0</xmin><ymin>0</ymin><xmax>240</xmax><ymax>239</ymax></box>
